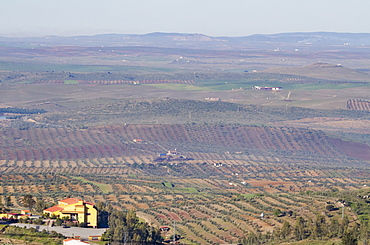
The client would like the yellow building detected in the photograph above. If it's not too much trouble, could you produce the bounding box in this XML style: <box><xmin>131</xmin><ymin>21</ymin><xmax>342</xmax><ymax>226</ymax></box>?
<box><xmin>44</xmin><ymin>198</ymin><xmax>98</xmax><ymax>228</ymax></box>
<box><xmin>0</xmin><ymin>213</ymin><xmax>9</xmax><ymax>219</ymax></box>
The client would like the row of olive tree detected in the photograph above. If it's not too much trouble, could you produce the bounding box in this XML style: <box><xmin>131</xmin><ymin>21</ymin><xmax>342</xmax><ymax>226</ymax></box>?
<box><xmin>239</xmin><ymin>214</ymin><xmax>367</xmax><ymax>245</ymax></box>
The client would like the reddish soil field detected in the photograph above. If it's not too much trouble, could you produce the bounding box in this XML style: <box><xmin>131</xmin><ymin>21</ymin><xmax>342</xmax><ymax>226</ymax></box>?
<box><xmin>0</xmin><ymin>124</ymin><xmax>368</xmax><ymax>161</ymax></box>
<box><xmin>331</xmin><ymin>138</ymin><xmax>370</xmax><ymax>160</ymax></box>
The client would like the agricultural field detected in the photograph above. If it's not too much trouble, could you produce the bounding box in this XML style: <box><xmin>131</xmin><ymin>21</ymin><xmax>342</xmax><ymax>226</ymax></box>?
<box><xmin>0</xmin><ymin>124</ymin><xmax>369</xmax><ymax>163</ymax></box>
<box><xmin>1</xmin><ymin>34</ymin><xmax>370</xmax><ymax>244</ymax></box>
<box><xmin>347</xmin><ymin>99</ymin><xmax>370</xmax><ymax>112</ymax></box>
<box><xmin>0</xmin><ymin>161</ymin><xmax>369</xmax><ymax>244</ymax></box>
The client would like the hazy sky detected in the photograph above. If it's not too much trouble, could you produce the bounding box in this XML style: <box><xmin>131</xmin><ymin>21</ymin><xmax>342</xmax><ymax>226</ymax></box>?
<box><xmin>1</xmin><ymin>0</ymin><xmax>369</xmax><ymax>37</ymax></box>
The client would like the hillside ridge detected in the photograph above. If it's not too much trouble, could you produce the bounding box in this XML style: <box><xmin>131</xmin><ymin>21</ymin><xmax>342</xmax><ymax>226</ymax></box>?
<box><xmin>2</xmin><ymin>31</ymin><xmax>370</xmax><ymax>48</ymax></box>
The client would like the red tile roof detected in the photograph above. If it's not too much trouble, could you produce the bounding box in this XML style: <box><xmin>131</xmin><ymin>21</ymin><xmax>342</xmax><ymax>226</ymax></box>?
<box><xmin>63</xmin><ymin>238</ymin><xmax>90</xmax><ymax>244</ymax></box>
<box><xmin>44</xmin><ymin>206</ymin><xmax>63</xmax><ymax>213</ymax></box>
<box><xmin>44</xmin><ymin>198</ymin><xmax>95</xmax><ymax>213</ymax></box>
<box><xmin>59</xmin><ymin>198</ymin><xmax>81</xmax><ymax>205</ymax></box>
<box><xmin>63</xmin><ymin>238</ymin><xmax>76</xmax><ymax>241</ymax></box>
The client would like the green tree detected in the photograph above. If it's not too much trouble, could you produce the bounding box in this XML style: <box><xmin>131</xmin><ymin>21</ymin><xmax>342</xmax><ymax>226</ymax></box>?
<box><xmin>313</xmin><ymin>214</ymin><xmax>327</xmax><ymax>239</ymax></box>
<box><xmin>273</xmin><ymin>208</ymin><xmax>282</xmax><ymax>217</ymax></box>
<box><xmin>21</xmin><ymin>195</ymin><xmax>36</xmax><ymax>211</ymax></box>
<box><xmin>280</xmin><ymin>220</ymin><xmax>292</xmax><ymax>239</ymax></box>
<box><xmin>105</xmin><ymin>210</ymin><xmax>162</xmax><ymax>244</ymax></box>
<box><xmin>341</xmin><ymin>215</ymin><xmax>350</xmax><ymax>235</ymax></box>
<box><xmin>328</xmin><ymin>218</ymin><xmax>340</xmax><ymax>238</ymax></box>
<box><xmin>96</xmin><ymin>201</ymin><xmax>110</xmax><ymax>228</ymax></box>
<box><xmin>0</xmin><ymin>196</ymin><xmax>8</xmax><ymax>213</ymax></box>
<box><xmin>272</xmin><ymin>227</ymin><xmax>281</xmax><ymax>242</ymax></box>
<box><xmin>35</xmin><ymin>198</ymin><xmax>47</xmax><ymax>213</ymax></box>
<box><xmin>241</xmin><ymin>231</ymin><xmax>258</xmax><ymax>245</ymax></box>
<box><xmin>326</xmin><ymin>204</ymin><xmax>335</xmax><ymax>211</ymax></box>
<box><xmin>294</xmin><ymin>216</ymin><xmax>306</xmax><ymax>240</ymax></box>
<box><xmin>342</xmin><ymin>228</ymin><xmax>358</xmax><ymax>245</ymax></box>
<box><xmin>0</xmin><ymin>203</ymin><xmax>9</xmax><ymax>213</ymax></box>
<box><xmin>5</xmin><ymin>195</ymin><xmax>12</xmax><ymax>207</ymax></box>
<box><xmin>359</xmin><ymin>219</ymin><xmax>370</xmax><ymax>244</ymax></box>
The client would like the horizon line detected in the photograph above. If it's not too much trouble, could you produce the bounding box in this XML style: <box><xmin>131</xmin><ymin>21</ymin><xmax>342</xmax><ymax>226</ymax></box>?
<box><xmin>1</xmin><ymin>31</ymin><xmax>370</xmax><ymax>39</ymax></box>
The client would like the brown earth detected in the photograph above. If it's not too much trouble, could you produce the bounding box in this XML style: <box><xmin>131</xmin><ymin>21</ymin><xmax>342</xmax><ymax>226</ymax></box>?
<box><xmin>331</xmin><ymin>138</ymin><xmax>370</xmax><ymax>160</ymax></box>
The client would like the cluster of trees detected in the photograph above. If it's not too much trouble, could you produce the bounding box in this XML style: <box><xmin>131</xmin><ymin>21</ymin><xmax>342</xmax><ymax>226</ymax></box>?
<box><xmin>0</xmin><ymin>69</ymin><xmax>325</xmax><ymax>84</ymax></box>
<box><xmin>1</xmin><ymin>225</ymin><xmax>64</xmax><ymax>245</ymax></box>
<box><xmin>240</xmin><ymin>214</ymin><xmax>368</xmax><ymax>245</ymax></box>
<box><xmin>103</xmin><ymin>210</ymin><xmax>163</xmax><ymax>244</ymax></box>
<box><xmin>0</xmin><ymin>195</ymin><xmax>12</xmax><ymax>212</ymax></box>
<box><xmin>0</xmin><ymin>107</ymin><xmax>46</xmax><ymax>114</ymax></box>
<box><xmin>0</xmin><ymin>194</ymin><xmax>51</xmax><ymax>215</ymax></box>
<box><xmin>20</xmin><ymin>194</ymin><xmax>48</xmax><ymax>213</ymax></box>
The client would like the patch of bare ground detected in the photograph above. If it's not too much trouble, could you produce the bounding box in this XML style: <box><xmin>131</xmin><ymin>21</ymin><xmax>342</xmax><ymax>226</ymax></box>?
<box><xmin>136</xmin><ymin>203</ymin><xmax>149</xmax><ymax>209</ymax></box>
<box><xmin>93</xmin><ymin>195</ymin><xmax>106</xmax><ymax>203</ymax></box>
<box><xmin>251</xmin><ymin>218</ymin><xmax>275</xmax><ymax>233</ymax></box>
<box><xmin>83</xmin><ymin>184</ymin><xmax>96</xmax><ymax>192</ymax></box>
<box><xmin>331</xmin><ymin>138</ymin><xmax>370</xmax><ymax>160</ymax></box>
<box><xmin>111</xmin><ymin>204</ymin><xmax>123</xmax><ymax>211</ymax></box>
<box><xmin>136</xmin><ymin>211</ymin><xmax>160</xmax><ymax>226</ymax></box>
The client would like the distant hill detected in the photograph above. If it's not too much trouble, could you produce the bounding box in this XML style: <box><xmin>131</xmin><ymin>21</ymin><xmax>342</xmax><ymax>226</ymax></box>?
<box><xmin>228</xmin><ymin>32</ymin><xmax>370</xmax><ymax>45</ymax></box>
<box><xmin>261</xmin><ymin>62</ymin><xmax>370</xmax><ymax>82</ymax></box>
<box><xmin>1</xmin><ymin>32</ymin><xmax>370</xmax><ymax>49</ymax></box>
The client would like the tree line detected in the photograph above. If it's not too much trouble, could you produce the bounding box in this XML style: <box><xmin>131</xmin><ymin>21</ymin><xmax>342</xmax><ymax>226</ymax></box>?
<box><xmin>0</xmin><ymin>107</ymin><xmax>46</xmax><ymax>114</ymax></box>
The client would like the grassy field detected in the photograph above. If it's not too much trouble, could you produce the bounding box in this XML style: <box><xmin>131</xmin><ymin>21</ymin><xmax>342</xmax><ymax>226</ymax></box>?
<box><xmin>71</xmin><ymin>176</ymin><xmax>113</xmax><ymax>194</ymax></box>
<box><xmin>63</xmin><ymin>80</ymin><xmax>78</xmax><ymax>84</ymax></box>
<box><xmin>196</xmin><ymin>80</ymin><xmax>370</xmax><ymax>91</ymax></box>
<box><xmin>145</xmin><ymin>83</ymin><xmax>211</xmax><ymax>91</ymax></box>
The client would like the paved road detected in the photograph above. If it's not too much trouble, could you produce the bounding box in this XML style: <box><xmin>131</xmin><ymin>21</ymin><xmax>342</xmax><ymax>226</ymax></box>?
<box><xmin>9</xmin><ymin>223</ymin><xmax>107</xmax><ymax>240</ymax></box>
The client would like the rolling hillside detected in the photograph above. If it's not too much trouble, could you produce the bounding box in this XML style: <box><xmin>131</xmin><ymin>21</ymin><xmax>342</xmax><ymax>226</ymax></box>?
<box><xmin>0</xmin><ymin>124</ymin><xmax>369</xmax><ymax>164</ymax></box>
